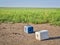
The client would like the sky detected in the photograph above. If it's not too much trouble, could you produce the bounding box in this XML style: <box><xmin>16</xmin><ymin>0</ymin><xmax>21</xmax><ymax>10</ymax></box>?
<box><xmin>0</xmin><ymin>0</ymin><xmax>60</xmax><ymax>8</ymax></box>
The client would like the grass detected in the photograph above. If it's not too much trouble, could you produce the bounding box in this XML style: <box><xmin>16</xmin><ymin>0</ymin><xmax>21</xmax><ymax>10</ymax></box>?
<box><xmin>0</xmin><ymin>8</ymin><xmax>60</xmax><ymax>26</ymax></box>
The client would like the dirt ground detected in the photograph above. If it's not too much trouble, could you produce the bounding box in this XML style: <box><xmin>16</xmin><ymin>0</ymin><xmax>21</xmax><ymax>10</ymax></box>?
<box><xmin>0</xmin><ymin>23</ymin><xmax>60</xmax><ymax>45</ymax></box>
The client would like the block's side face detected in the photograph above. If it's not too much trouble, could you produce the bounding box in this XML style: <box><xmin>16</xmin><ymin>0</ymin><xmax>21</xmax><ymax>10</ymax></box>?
<box><xmin>39</xmin><ymin>32</ymin><xmax>42</xmax><ymax>40</ymax></box>
<box><xmin>43</xmin><ymin>32</ymin><xmax>49</xmax><ymax>39</ymax></box>
<box><xmin>28</xmin><ymin>27</ymin><xmax>33</xmax><ymax>33</ymax></box>
<box><xmin>35</xmin><ymin>32</ymin><xmax>41</xmax><ymax>40</ymax></box>
<box><xmin>40</xmin><ymin>31</ymin><xmax>49</xmax><ymax>40</ymax></box>
<box><xmin>24</xmin><ymin>26</ymin><xmax>26</xmax><ymax>32</ymax></box>
<box><xmin>24</xmin><ymin>26</ymin><xmax>28</xmax><ymax>33</ymax></box>
<box><xmin>26</xmin><ymin>27</ymin><xmax>29</xmax><ymax>33</ymax></box>
<box><xmin>38</xmin><ymin>33</ymin><xmax>41</xmax><ymax>40</ymax></box>
<box><xmin>35</xmin><ymin>32</ymin><xmax>37</xmax><ymax>39</ymax></box>
<box><xmin>35</xmin><ymin>32</ymin><xmax>39</xmax><ymax>40</ymax></box>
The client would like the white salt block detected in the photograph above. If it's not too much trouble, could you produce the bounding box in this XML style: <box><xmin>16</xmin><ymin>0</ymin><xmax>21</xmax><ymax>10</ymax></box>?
<box><xmin>35</xmin><ymin>30</ymin><xmax>49</xmax><ymax>40</ymax></box>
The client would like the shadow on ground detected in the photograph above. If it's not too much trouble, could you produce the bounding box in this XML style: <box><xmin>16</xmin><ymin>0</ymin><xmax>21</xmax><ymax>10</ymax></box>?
<box><xmin>42</xmin><ymin>36</ymin><xmax>60</xmax><ymax>41</ymax></box>
<box><xmin>27</xmin><ymin>31</ymin><xmax>35</xmax><ymax>34</ymax></box>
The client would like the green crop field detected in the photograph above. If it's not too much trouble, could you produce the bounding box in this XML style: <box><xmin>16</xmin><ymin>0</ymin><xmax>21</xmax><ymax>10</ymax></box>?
<box><xmin>0</xmin><ymin>8</ymin><xmax>60</xmax><ymax>26</ymax></box>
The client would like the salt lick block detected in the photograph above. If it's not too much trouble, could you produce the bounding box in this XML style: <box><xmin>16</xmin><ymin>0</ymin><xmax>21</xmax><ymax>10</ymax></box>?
<box><xmin>35</xmin><ymin>30</ymin><xmax>49</xmax><ymax>40</ymax></box>
<box><xmin>24</xmin><ymin>25</ymin><xmax>34</xmax><ymax>33</ymax></box>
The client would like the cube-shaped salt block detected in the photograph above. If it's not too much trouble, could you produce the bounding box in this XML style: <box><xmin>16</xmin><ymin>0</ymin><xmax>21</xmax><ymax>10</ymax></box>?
<box><xmin>35</xmin><ymin>30</ymin><xmax>49</xmax><ymax>40</ymax></box>
<box><xmin>24</xmin><ymin>25</ymin><xmax>34</xmax><ymax>33</ymax></box>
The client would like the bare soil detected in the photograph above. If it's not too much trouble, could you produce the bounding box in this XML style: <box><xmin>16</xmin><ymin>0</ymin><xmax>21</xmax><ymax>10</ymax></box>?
<box><xmin>0</xmin><ymin>23</ymin><xmax>60</xmax><ymax>45</ymax></box>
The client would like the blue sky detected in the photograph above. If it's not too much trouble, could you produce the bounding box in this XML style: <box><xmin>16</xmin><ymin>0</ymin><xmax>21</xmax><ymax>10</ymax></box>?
<box><xmin>0</xmin><ymin>0</ymin><xmax>60</xmax><ymax>8</ymax></box>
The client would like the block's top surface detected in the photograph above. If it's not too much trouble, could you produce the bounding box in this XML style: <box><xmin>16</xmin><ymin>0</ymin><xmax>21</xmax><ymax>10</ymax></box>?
<box><xmin>39</xmin><ymin>30</ymin><xmax>48</xmax><ymax>33</ymax></box>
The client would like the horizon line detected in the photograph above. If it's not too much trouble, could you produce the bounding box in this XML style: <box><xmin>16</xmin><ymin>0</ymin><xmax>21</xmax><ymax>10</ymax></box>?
<box><xmin>0</xmin><ymin>7</ymin><xmax>60</xmax><ymax>8</ymax></box>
